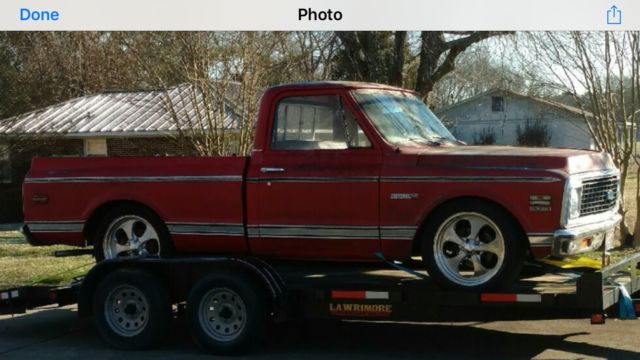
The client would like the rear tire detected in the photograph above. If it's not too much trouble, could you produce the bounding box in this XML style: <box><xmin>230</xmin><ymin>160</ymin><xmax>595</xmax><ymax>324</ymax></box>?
<box><xmin>187</xmin><ymin>272</ymin><xmax>267</xmax><ymax>355</ymax></box>
<box><xmin>421</xmin><ymin>199</ymin><xmax>525</xmax><ymax>291</ymax></box>
<box><xmin>94</xmin><ymin>204</ymin><xmax>173</xmax><ymax>261</ymax></box>
<box><xmin>93</xmin><ymin>269</ymin><xmax>171</xmax><ymax>350</ymax></box>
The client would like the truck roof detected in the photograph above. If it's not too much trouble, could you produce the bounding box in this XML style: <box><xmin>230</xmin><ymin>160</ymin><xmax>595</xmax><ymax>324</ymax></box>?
<box><xmin>266</xmin><ymin>81</ymin><xmax>414</xmax><ymax>93</ymax></box>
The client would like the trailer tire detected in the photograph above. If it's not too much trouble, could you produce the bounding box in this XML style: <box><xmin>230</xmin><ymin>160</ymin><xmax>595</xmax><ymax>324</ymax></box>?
<box><xmin>93</xmin><ymin>269</ymin><xmax>171</xmax><ymax>350</ymax></box>
<box><xmin>421</xmin><ymin>199</ymin><xmax>525</xmax><ymax>291</ymax></box>
<box><xmin>187</xmin><ymin>272</ymin><xmax>267</xmax><ymax>355</ymax></box>
<box><xmin>94</xmin><ymin>204</ymin><xmax>173</xmax><ymax>261</ymax></box>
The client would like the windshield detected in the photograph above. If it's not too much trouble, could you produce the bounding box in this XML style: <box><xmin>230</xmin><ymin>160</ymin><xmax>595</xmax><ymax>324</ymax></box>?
<box><xmin>351</xmin><ymin>89</ymin><xmax>456</xmax><ymax>146</ymax></box>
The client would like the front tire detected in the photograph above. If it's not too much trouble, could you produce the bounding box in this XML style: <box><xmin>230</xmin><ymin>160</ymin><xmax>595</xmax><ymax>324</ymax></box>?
<box><xmin>93</xmin><ymin>269</ymin><xmax>171</xmax><ymax>350</ymax></box>
<box><xmin>421</xmin><ymin>200</ymin><xmax>525</xmax><ymax>291</ymax></box>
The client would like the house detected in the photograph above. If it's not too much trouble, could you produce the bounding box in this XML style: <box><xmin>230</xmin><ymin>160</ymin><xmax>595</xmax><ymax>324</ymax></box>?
<box><xmin>0</xmin><ymin>83</ymin><xmax>241</xmax><ymax>222</ymax></box>
<box><xmin>436</xmin><ymin>89</ymin><xmax>595</xmax><ymax>149</ymax></box>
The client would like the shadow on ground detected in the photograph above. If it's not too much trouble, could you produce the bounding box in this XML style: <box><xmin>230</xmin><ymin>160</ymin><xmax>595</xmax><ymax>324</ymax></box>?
<box><xmin>1</xmin><ymin>307</ymin><xmax>638</xmax><ymax>359</ymax></box>
<box><xmin>266</xmin><ymin>320</ymin><xmax>639</xmax><ymax>359</ymax></box>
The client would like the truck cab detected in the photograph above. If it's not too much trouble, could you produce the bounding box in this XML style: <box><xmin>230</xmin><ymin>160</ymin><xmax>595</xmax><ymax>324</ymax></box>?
<box><xmin>247</xmin><ymin>82</ymin><xmax>620</xmax><ymax>289</ymax></box>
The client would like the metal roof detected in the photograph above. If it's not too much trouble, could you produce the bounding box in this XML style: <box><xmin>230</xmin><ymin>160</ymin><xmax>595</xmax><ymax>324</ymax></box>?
<box><xmin>0</xmin><ymin>84</ymin><xmax>241</xmax><ymax>138</ymax></box>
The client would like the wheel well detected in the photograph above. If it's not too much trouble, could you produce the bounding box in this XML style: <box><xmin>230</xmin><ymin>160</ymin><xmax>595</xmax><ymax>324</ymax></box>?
<box><xmin>411</xmin><ymin>196</ymin><xmax>528</xmax><ymax>255</ymax></box>
<box><xmin>83</xmin><ymin>200</ymin><xmax>163</xmax><ymax>246</ymax></box>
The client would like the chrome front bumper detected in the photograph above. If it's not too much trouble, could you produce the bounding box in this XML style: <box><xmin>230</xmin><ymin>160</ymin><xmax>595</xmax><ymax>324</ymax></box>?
<box><xmin>552</xmin><ymin>213</ymin><xmax>622</xmax><ymax>257</ymax></box>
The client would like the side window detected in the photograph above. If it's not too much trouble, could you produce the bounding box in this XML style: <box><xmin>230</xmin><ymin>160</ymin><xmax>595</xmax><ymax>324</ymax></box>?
<box><xmin>491</xmin><ymin>96</ymin><xmax>505</xmax><ymax>112</ymax></box>
<box><xmin>272</xmin><ymin>95</ymin><xmax>371</xmax><ymax>150</ymax></box>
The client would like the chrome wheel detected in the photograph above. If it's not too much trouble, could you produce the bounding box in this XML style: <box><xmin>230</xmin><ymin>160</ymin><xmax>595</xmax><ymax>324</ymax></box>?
<box><xmin>433</xmin><ymin>212</ymin><xmax>506</xmax><ymax>287</ymax></box>
<box><xmin>198</xmin><ymin>288</ymin><xmax>247</xmax><ymax>343</ymax></box>
<box><xmin>104</xmin><ymin>285</ymin><xmax>149</xmax><ymax>337</ymax></box>
<box><xmin>103</xmin><ymin>215</ymin><xmax>160</xmax><ymax>259</ymax></box>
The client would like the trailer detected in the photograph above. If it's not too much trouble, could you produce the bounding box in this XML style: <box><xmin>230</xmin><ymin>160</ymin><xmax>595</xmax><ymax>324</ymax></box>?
<box><xmin>1</xmin><ymin>253</ymin><xmax>639</xmax><ymax>355</ymax></box>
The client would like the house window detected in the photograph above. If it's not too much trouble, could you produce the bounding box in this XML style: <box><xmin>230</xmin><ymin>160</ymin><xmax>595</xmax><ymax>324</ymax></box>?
<box><xmin>84</xmin><ymin>138</ymin><xmax>108</xmax><ymax>156</ymax></box>
<box><xmin>272</xmin><ymin>95</ymin><xmax>371</xmax><ymax>150</ymax></box>
<box><xmin>0</xmin><ymin>145</ymin><xmax>10</xmax><ymax>183</ymax></box>
<box><xmin>491</xmin><ymin>96</ymin><xmax>505</xmax><ymax>112</ymax></box>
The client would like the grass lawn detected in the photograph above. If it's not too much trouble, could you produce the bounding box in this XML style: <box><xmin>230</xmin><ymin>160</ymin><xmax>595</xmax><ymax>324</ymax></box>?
<box><xmin>0</xmin><ymin>231</ymin><xmax>93</xmax><ymax>289</ymax></box>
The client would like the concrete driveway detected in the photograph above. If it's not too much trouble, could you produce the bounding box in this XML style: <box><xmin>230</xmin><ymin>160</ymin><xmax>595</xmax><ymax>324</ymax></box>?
<box><xmin>1</xmin><ymin>305</ymin><xmax>639</xmax><ymax>359</ymax></box>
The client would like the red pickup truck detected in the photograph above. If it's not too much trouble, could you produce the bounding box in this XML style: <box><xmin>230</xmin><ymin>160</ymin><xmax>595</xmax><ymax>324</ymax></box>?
<box><xmin>21</xmin><ymin>81</ymin><xmax>621</xmax><ymax>290</ymax></box>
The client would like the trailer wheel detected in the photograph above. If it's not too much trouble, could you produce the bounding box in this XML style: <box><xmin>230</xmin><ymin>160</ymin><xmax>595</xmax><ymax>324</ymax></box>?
<box><xmin>93</xmin><ymin>269</ymin><xmax>171</xmax><ymax>350</ymax></box>
<box><xmin>421</xmin><ymin>200</ymin><xmax>525</xmax><ymax>291</ymax></box>
<box><xmin>187</xmin><ymin>273</ymin><xmax>267</xmax><ymax>355</ymax></box>
<box><xmin>94</xmin><ymin>205</ymin><xmax>173</xmax><ymax>261</ymax></box>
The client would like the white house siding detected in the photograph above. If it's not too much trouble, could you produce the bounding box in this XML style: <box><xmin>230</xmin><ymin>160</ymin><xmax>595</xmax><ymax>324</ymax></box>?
<box><xmin>438</xmin><ymin>93</ymin><xmax>595</xmax><ymax>150</ymax></box>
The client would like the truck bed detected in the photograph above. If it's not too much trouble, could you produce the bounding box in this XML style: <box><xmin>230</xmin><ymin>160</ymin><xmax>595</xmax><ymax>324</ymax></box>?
<box><xmin>23</xmin><ymin>156</ymin><xmax>249</xmax><ymax>252</ymax></box>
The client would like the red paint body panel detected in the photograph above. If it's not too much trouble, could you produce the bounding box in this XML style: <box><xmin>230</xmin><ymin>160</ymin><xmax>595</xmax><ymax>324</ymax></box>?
<box><xmin>171</xmin><ymin>234</ymin><xmax>247</xmax><ymax>254</ymax></box>
<box><xmin>28</xmin><ymin>232</ymin><xmax>84</xmax><ymax>246</ymax></box>
<box><xmin>380</xmin><ymin>154</ymin><xmax>565</xmax><ymax>234</ymax></box>
<box><xmin>22</xmin><ymin>82</ymin><xmax>616</xmax><ymax>262</ymax></box>
<box><xmin>248</xmin><ymin>238</ymin><xmax>380</xmax><ymax>260</ymax></box>
<box><xmin>380</xmin><ymin>240</ymin><xmax>413</xmax><ymax>260</ymax></box>
<box><xmin>24</xmin><ymin>156</ymin><xmax>248</xmax><ymax>252</ymax></box>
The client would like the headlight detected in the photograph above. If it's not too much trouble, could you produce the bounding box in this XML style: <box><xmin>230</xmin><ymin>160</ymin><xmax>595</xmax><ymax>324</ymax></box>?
<box><xmin>563</xmin><ymin>176</ymin><xmax>583</xmax><ymax>226</ymax></box>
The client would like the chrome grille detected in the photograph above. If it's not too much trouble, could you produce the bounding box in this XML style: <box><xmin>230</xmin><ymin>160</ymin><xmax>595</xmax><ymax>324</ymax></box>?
<box><xmin>580</xmin><ymin>175</ymin><xmax>618</xmax><ymax>216</ymax></box>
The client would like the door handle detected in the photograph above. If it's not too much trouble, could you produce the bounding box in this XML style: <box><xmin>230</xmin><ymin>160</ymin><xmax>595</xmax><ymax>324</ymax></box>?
<box><xmin>260</xmin><ymin>167</ymin><xmax>286</xmax><ymax>173</ymax></box>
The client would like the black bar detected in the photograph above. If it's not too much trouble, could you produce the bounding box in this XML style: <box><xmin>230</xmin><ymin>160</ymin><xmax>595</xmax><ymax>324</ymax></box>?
<box><xmin>600</xmin><ymin>252</ymin><xmax>640</xmax><ymax>279</ymax></box>
<box><xmin>54</xmin><ymin>249</ymin><xmax>94</xmax><ymax>257</ymax></box>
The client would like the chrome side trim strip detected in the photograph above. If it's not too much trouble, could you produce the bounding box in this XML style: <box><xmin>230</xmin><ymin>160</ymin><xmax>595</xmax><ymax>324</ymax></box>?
<box><xmin>27</xmin><ymin>221</ymin><xmax>84</xmax><ymax>232</ymax></box>
<box><xmin>247</xmin><ymin>227</ymin><xmax>260</xmax><ymax>236</ymax></box>
<box><xmin>381</xmin><ymin>226</ymin><xmax>417</xmax><ymax>240</ymax></box>
<box><xmin>381</xmin><ymin>176</ymin><xmax>561</xmax><ymax>183</ymax></box>
<box><xmin>246</xmin><ymin>177</ymin><xmax>378</xmax><ymax>183</ymax></box>
<box><xmin>25</xmin><ymin>175</ymin><xmax>242</xmax><ymax>184</ymax></box>
<box><xmin>246</xmin><ymin>225</ymin><xmax>417</xmax><ymax>240</ymax></box>
<box><xmin>244</xmin><ymin>176</ymin><xmax>560</xmax><ymax>183</ymax></box>
<box><xmin>253</xmin><ymin>225</ymin><xmax>379</xmax><ymax>239</ymax></box>
<box><xmin>168</xmin><ymin>223</ymin><xmax>245</xmax><ymax>236</ymax></box>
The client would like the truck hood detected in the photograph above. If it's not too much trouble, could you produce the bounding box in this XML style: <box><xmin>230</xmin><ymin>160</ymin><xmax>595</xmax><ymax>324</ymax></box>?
<box><xmin>410</xmin><ymin>145</ymin><xmax>615</xmax><ymax>175</ymax></box>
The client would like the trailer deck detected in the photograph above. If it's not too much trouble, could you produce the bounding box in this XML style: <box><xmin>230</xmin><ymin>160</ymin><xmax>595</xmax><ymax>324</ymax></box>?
<box><xmin>270</xmin><ymin>256</ymin><xmax>640</xmax><ymax>323</ymax></box>
<box><xmin>1</xmin><ymin>254</ymin><xmax>639</xmax><ymax>333</ymax></box>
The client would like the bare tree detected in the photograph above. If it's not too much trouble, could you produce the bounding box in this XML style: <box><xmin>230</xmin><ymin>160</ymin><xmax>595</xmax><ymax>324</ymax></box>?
<box><xmin>0</xmin><ymin>32</ymin><xmax>169</xmax><ymax>120</ymax></box>
<box><xmin>122</xmin><ymin>32</ymin><xmax>282</xmax><ymax>156</ymax></box>
<box><xmin>429</xmin><ymin>43</ymin><xmax>532</xmax><ymax>108</ymax></box>
<box><xmin>527</xmin><ymin>31</ymin><xmax>640</xmax><ymax>245</ymax></box>
<box><xmin>280</xmin><ymin>32</ymin><xmax>339</xmax><ymax>80</ymax></box>
<box><xmin>333</xmin><ymin>32</ymin><xmax>512</xmax><ymax>99</ymax></box>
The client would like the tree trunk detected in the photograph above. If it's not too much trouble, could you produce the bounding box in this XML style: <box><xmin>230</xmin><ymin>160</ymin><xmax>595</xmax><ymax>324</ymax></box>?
<box><xmin>389</xmin><ymin>31</ymin><xmax>406</xmax><ymax>86</ymax></box>
<box><xmin>634</xmin><ymin>165</ymin><xmax>640</xmax><ymax>247</ymax></box>
<box><xmin>415</xmin><ymin>32</ymin><xmax>443</xmax><ymax>97</ymax></box>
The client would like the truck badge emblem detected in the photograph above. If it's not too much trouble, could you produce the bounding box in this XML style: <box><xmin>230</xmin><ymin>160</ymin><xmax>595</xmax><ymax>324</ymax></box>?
<box><xmin>390</xmin><ymin>193</ymin><xmax>419</xmax><ymax>200</ymax></box>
